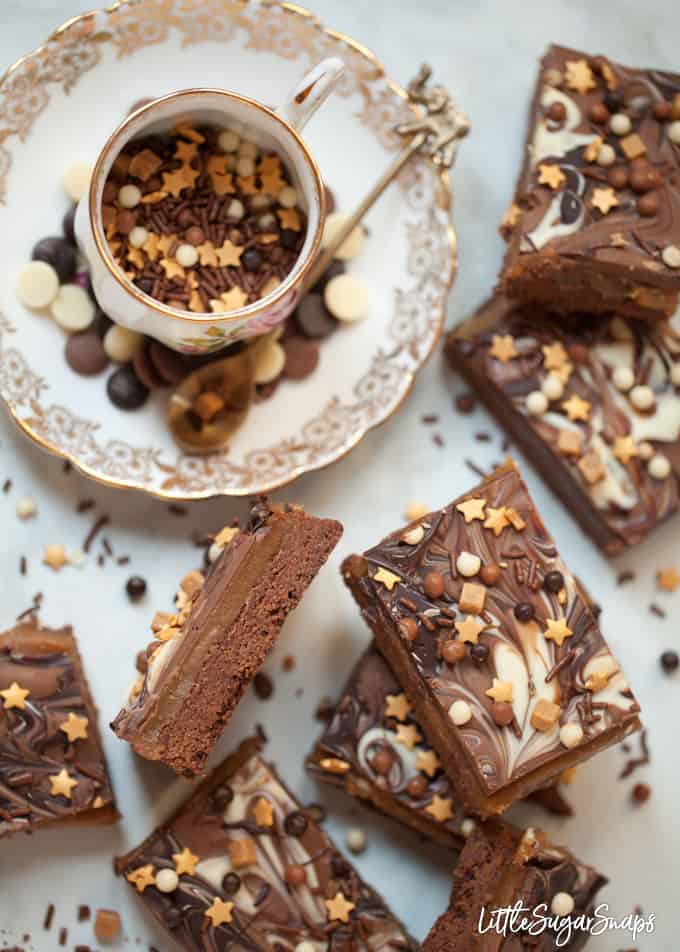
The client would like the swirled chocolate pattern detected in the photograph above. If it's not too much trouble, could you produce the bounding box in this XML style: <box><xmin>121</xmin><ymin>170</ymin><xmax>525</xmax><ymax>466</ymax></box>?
<box><xmin>342</xmin><ymin>462</ymin><xmax>641</xmax><ymax>816</ymax></box>
<box><xmin>0</xmin><ymin>619</ymin><xmax>116</xmax><ymax>838</ymax></box>
<box><xmin>116</xmin><ymin>737</ymin><xmax>416</xmax><ymax>952</ymax></box>
<box><xmin>501</xmin><ymin>44</ymin><xmax>680</xmax><ymax>320</ymax></box>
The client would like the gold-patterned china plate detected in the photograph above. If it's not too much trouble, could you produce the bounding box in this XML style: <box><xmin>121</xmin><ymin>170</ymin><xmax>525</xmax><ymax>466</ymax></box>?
<box><xmin>0</xmin><ymin>0</ymin><xmax>455</xmax><ymax>499</ymax></box>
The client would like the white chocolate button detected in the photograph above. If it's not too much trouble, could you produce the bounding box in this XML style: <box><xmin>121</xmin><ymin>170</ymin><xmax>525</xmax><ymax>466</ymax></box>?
<box><xmin>456</xmin><ymin>551</ymin><xmax>481</xmax><ymax>577</ymax></box>
<box><xmin>559</xmin><ymin>722</ymin><xmax>583</xmax><ymax>749</ymax></box>
<box><xmin>596</xmin><ymin>143</ymin><xmax>616</xmax><ymax>166</ymax></box>
<box><xmin>526</xmin><ymin>390</ymin><xmax>548</xmax><ymax>416</ymax></box>
<box><xmin>612</xmin><ymin>366</ymin><xmax>634</xmax><ymax>391</ymax></box>
<box><xmin>668</xmin><ymin>120</ymin><xmax>680</xmax><ymax>144</ymax></box>
<box><xmin>610</xmin><ymin>113</ymin><xmax>632</xmax><ymax>136</ymax></box>
<box><xmin>227</xmin><ymin>199</ymin><xmax>245</xmax><ymax>221</ymax></box>
<box><xmin>541</xmin><ymin>373</ymin><xmax>564</xmax><ymax>401</ymax></box>
<box><xmin>236</xmin><ymin>156</ymin><xmax>255</xmax><ymax>177</ymax></box>
<box><xmin>238</xmin><ymin>141</ymin><xmax>259</xmax><ymax>159</ymax></box>
<box><xmin>551</xmin><ymin>892</ymin><xmax>575</xmax><ymax>916</ymax></box>
<box><xmin>217</xmin><ymin>129</ymin><xmax>240</xmax><ymax>153</ymax></box>
<box><xmin>461</xmin><ymin>817</ymin><xmax>476</xmax><ymax>837</ymax></box>
<box><xmin>324</xmin><ymin>274</ymin><xmax>369</xmax><ymax>322</ymax></box>
<box><xmin>118</xmin><ymin>184</ymin><xmax>141</xmax><ymax>208</ymax></box>
<box><xmin>129</xmin><ymin>226</ymin><xmax>149</xmax><ymax>249</ymax></box>
<box><xmin>254</xmin><ymin>339</ymin><xmax>285</xmax><ymax>384</ymax></box>
<box><xmin>278</xmin><ymin>186</ymin><xmax>298</xmax><ymax>209</ymax></box>
<box><xmin>629</xmin><ymin>384</ymin><xmax>655</xmax><ymax>411</ymax></box>
<box><xmin>648</xmin><ymin>454</ymin><xmax>671</xmax><ymax>479</ymax></box>
<box><xmin>345</xmin><ymin>828</ymin><xmax>366</xmax><ymax>854</ymax></box>
<box><xmin>51</xmin><ymin>284</ymin><xmax>95</xmax><ymax>332</ymax></box>
<box><xmin>16</xmin><ymin>261</ymin><xmax>60</xmax><ymax>309</ymax></box>
<box><xmin>63</xmin><ymin>162</ymin><xmax>93</xmax><ymax>202</ymax></box>
<box><xmin>175</xmin><ymin>243</ymin><xmax>198</xmax><ymax>268</ymax></box>
<box><xmin>449</xmin><ymin>699</ymin><xmax>472</xmax><ymax>726</ymax></box>
<box><xmin>662</xmin><ymin>245</ymin><xmax>680</xmax><ymax>269</ymax></box>
<box><xmin>155</xmin><ymin>868</ymin><xmax>179</xmax><ymax>893</ymax></box>
<box><xmin>103</xmin><ymin>324</ymin><xmax>143</xmax><ymax>363</ymax></box>
<box><xmin>321</xmin><ymin>212</ymin><xmax>366</xmax><ymax>261</ymax></box>
<box><xmin>670</xmin><ymin>363</ymin><xmax>680</xmax><ymax>386</ymax></box>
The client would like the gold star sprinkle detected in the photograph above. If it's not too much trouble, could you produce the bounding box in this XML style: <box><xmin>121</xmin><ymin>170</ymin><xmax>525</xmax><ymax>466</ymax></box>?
<box><xmin>0</xmin><ymin>682</ymin><xmax>30</xmax><ymax>710</ymax></box>
<box><xmin>456</xmin><ymin>497</ymin><xmax>487</xmax><ymax>523</ymax></box>
<box><xmin>162</xmin><ymin>168</ymin><xmax>193</xmax><ymax>198</ymax></box>
<box><xmin>591</xmin><ymin>187</ymin><xmax>619</xmax><ymax>215</ymax></box>
<box><xmin>175</xmin><ymin>122</ymin><xmax>205</xmax><ymax>144</ymax></box>
<box><xmin>206</xmin><ymin>154</ymin><xmax>228</xmax><ymax>177</ymax></box>
<box><xmin>126</xmin><ymin>865</ymin><xmax>156</xmax><ymax>893</ymax></box>
<box><xmin>485</xmin><ymin>679</ymin><xmax>514</xmax><ymax>703</ymax></box>
<box><xmin>424</xmin><ymin>794</ymin><xmax>454</xmax><ymax>823</ymax></box>
<box><xmin>373</xmin><ymin>567</ymin><xmax>401</xmax><ymax>591</ymax></box>
<box><xmin>657</xmin><ymin>567</ymin><xmax>680</xmax><ymax>592</ymax></box>
<box><xmin>58</xmin><ymin>712</ymin><xmax>89</xmax><ymax>742</ymax></box>
<box><xmin>127</xmin><ymin>246</ymin><xmax>145</xmax><ymax>270</ymax></box>
<box><xmin>585</xmin><ymin>669</ymin><xmax>611</xmax><ymax>693</ymax></box>
<box><xmin>160</xmin><ymin>258</ymin><xmax>185</xmax><ymax>281</ymax></box>
<box><xmin>564</xmin><ymin>59</ymin><xmax>596</xmax><ymax>95</ymax></box>
<box><xmin>259</xmin><ymin>154</ymin><xmax>281</xmax><ymax>175</ymax></box>
<box><xmin>189</xmin><ymin>289</ymin><xmax>204</xmax><ymax>312</ymax></box>
<box><xmin>394</xmin><ymin>723</ymin><xmax>422</xmax><ymax>751</ymax></box>
<box><xmin>543</xmin><ymin>617</ymin><xmax>573</xmax><ymax>647</ymax></box>
<box><xmin>538</xmin><ymin>163</ymin><xmax>566</xmax><ymax>190</ymax></box>
<box><xmin>49</xmin><ymin>768</ymin><xmax>79</xmax><ymax>800</ymax></box>
<box><xmin>562</xmin><ymin>394</ymin><xmax>591</xmax><ymax>422</ymax></box>
<box><xmin>454</xmin><ymin>615</ymin><xmax>486</xmax><ymax>645</ymax></box>
<box><xmin>205</xmin><ymin>897</ymin><xmax>234</xmax><ymax>927</ymax></box>
<box><xmin>215</xmin><ymin>240</ymin><xmax>244</xmax><ymax>268</ymax></box>
<box><xmin>253</xmin><ymin>797</ymin><xmax>274</xmax><ymax>827</ymax></box>
<box><xmin>174</xmin><ymin>139</ymin><xmax>199</xmax><ymax>163</ymax></box>
<box><xmin>43</xmin><ymin>544</ymin><xmax>68</xmax><ymax>571</ymax></box>
<box><xmin>260</xmin><ymin>171</ymin><xmax>286</xmax><ymax>195</ymax></box>
<box><xmin>500</xmin><ymin>203</ymin><xmax>522</xmax><ymax>231</ymax></box>
<box><xmin>489</xmin><ymin>334</ymin><xmax>519</xmax><ymax>363</ymax></box>
<box><xmin>219</xmin><ymin>286</ymin><xmax>249</xmax><ymax>311</ymax></box>
<box><xmin>196</xmin><ymin>241</ymin><xmax>218</xmax><ymax>267</ymax></box>
<box><xmin>142</xmin><ymin>232</ymin><xmax>161</xmax><ymax>261</ymax></box>
<box><xmin>278</xmin><ymin>207</ymin><xmax>302</xmax><ymax>231</ymax></box>
<box><xmin>156</xmin><ymin>233</ymin><xmax>178</xmax><ymax>258</ymax></box>
<box><xmin>542</xmin><ymin>342</ymin><xmax>569</xmax><ymax>371</ymax></box>
<box><xmin>613</xmin><ymin>436</ymin><xmax>638</xmax><ymax>465</ymax></box>
<box><xmin>385</xmin><ymin>693</ymin><xmax>412</xmax><ymax>722</ymax></box>
<box><xmin>173</xmin><ymin>847</ymin><xmax>199</xmax><ymax>876</ymax></box>
<box><xmin>484</xmin><ymin>506</ymin><xmax>511</xmax><ymax>537</ymax></box>
<box><xmin>236</xmin><ymin>175</ymin><xmax>260</xmax><ymax>196</ymax></box>
<box><xmin>325</xmin><ymin>892</ymin><xmax>355</xmax><ymax>923</ymax></box>
<box><xmin>415</xmin><ymin>749</ymin><xmax>441</xmax><ymax>778</ymax></box>
<box><xmin>212</xmin><ymin>172</ymin><xmax>235</xmax><ymax>196</ymax></box>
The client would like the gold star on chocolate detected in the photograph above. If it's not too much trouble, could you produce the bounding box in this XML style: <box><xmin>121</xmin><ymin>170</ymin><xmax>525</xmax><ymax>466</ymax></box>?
<box><xmin>394</xmin><ymin>723</ymin><xmax>422</xmax><ymax>751</ymax></box>
<box><xmin>456</xmin><ymin>497</ymin><xmax>487</xmax><ymax>523</ymax></box>
<box><xmin>196</xmin><ymin>241</ymin><xmax>218</xmax><ymax>267</ymax></box>
<box><xmin>564</xmin><ymin>59</ymin><xmax>596</xmax><ymax>95</ymax></box>
<box><xmin>215</xmin><ymin>240</ymin><xmax>244</xmax><ymax>268</ymax></box>
<box><xmin>562</xmin><ymin>394</ymin><xmax>591</xmax><ymax>422</ymax></box>
<box><xmin>0</xmin><ymin>681</ymin><xmax>29</xmax><ymax>710</ymax></box>
<box><xmin>43</xmin><ymin>544</ymin><xmax>68</xmax><ymax>571</ymax></box>
<box><xmin>218</xmin><ymin>286</ymin><xmax>249</xmax><ymax>311</ymax></box>
<box><xmin>253</xmin><ymin>797</ymin><xmax>274</xmax><ymax>827</ymax></box>
<box><xmin>424</xmin><ymin>794</ymin><xmax>454</xmax><ymax>823</ymax></box>
<box><xmin>49</xmin><ymin>768</ymin><xmax>79</xmax><ymax>800</ymax></box>
<box><xmin>385</xmin><ymin>693</ymin><xmax>412</xmax><ymax>722</ymax></box>
<box><xmin>142</xmin><ymin>232</ymin><xmax>161</xmax><ymax>261</ymax></box>
<box><xmin>613</xmin><ymin>436</ymin><xmax>638</xmax><ymax>465</ymax></box>
<box><xmin>485</xmin><ymin>679</ymin><xmax>514</xmax><ymax>703</ymax></box>
<box><xmin>162</xmin><ymin>168</ymin><xmax>193</xmax><ymax>198</ymax></box>
<box><xmin>126</xmin><ymin>865</ymin><xmax>156</xmax><ymax>893</ymax></box>
<box><xmin>585</xmin><ymin>669</ymin><xmax>611</xmax><ymax>693</ymax></box>
<box><xmin>583</xmin><ymin>136</ymin><xmax>603</xmax><ymax>164</ymax></box>
<box><xmin>543</xmin><ymin>617</ymin><xmax>573</xmax><ymax>647</ymax></box>
<box><xmin>454</xmin><ymin>615</ymin><xmax>486</xmax><ymax>644</ymax></box>
<box><xmin>212</xmin><ymin>172</ymin><xmax>235</xmax><ymax>196</ymax></box>
<box><xmin>325</xmin><ymin>891</ymin><xmax>355</xmax><ymax>923</ymax></box>
<box><xmin>484</xmin><ymin>506</ymin><xmax>511</xmax><ymax>537</ymax></box>
<box><xmin>373</xmin><ymin>567</ymin><xmax>401</xmax><ymax>591</ymax></box>
<box><xmin>542</xmin><ymin>342</ymin><xmax>569</xmax><ymax>371</ymax></box>
<box><xmin>173</xmin><ymin>847</ymin><xmax>199</xmax><ymax>876</ymax></box>
<box><xmin>415</xmin><ymin>749</ymin><xmax>441</xmax><ymax>778</ymax></box>
<box><xmin>278</xmin><ymin>207</ymin><xmax>302</xmax><ymax>231</ymax></box>
<box><xmin>174</xmin><ymin>139</ymin><xmax>199</xmax><ymax>163</ymax></box>
<box><xmin>205</xmin><ymin>897</ymin><xmax>234</xmax><ymax>927</ymax></box>
<box><xmin>160</xmin><ymin>258</ymin><xmax>185</xmax><ymax>281</ymax></box>
<box><xmin>59</xmin><ymin>712</ymin><xmax>89</xmax><ymax>743</ymax></box>
<box><xmin>610</xmin><ymin>232</ymin><xmax>627</xmax><ymax>248</ymax></box>
<box><xmin>657</xmin><ymin>566</ymin><xmax>680</xmax><ymax>592</ymax></box>
<box><xmin>489</xmin><ymin>334</ymin><xmax>519</xmax><ymax>363</ymax></box>
<box><xmin>591</xmin><ymin>187</ymin><xmax>619</xmax><ymax>215</ymax></box>
<box><xmin>500</xmin><ymin>203</ymin><xmax>521</xmax><ymax>230</ymax></box>
<box><xmin>538</xmin><ymin>163</ymin><xmax>565</xmax><ymax>190</ymax></box>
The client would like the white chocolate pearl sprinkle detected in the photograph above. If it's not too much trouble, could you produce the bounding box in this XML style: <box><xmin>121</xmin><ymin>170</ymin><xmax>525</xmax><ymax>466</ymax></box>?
<box><xmin>638</xmin><ymin>441</ymin><xmax>654</xmax><ymax>460</ymax></box>
<box><xmin>16</xmin><ymin>496</ymin><xmax>37</xmax><ymax>520</ymax></box>
<box><xmin>295</xmin><ymin>943</ymin><xmax>317</xmax><ymax>952</ymax></box>
<box><xmin>402</xmin><ymin>525</ymin><xmax>425</xmax><ymax>545</ymax></box>
<box><xmin>612</xmin><ymin>366</ymin><xmax>635</xmax><ymax>391</ymax></box>
<box><xmin>662</xmin><ymin>245</ymin><xmax>680</xmax><ymax>269</ymax></box>
<box><xmin>224</xmin><ymin>154</ymin><xmax>237</xmax><ymax>171</ymax></box>
<box><xmin>227</xmin><ymin>198</ymin><xmax>245</xmax><ymax>221</ymax></box>
<box><xmin>668</xmin><ymin>120</ymin><xmax>680</xmax><ymax>144</ymax></box>
<box><xmin>324</xmin><ymin>274</ymin><xmax>369</xmax><ymax>322</ymax></box>
<box><xmin>236</xmin><ymin>156</ymin><xmax>255</xmax><ymax>177</ymax></box>
<box><xmin>250</xmin><ymin>194</ymin><xmax>271</xmax><ymax>210</ymax></box>
<box><xmin>217</xmin><ymin>129</ymin><xmax>240</xmax><ymax>153</ymax></box>
<box><xmin>155</xmin><ymin>868</ymin><xmax>179</xmax><ymax>893</ymax></box>
<box><xmin>345</xmin><ymin>828</ymin><xmax>367</xmax><ymax>854</ymax></box>
<box><xmin>278</xmin><ymin>186</ymin><xmax>298</xmax><ymax>209</ymax></box>
<box><xmin>551</xmin><ymin>892</ymin><xmax>575</xmax><ymax>917</ymax></box>
<box><xmin>559</xmin><ymin>722</ymin><xmax>583</xmax><ymax>749</ymax></box>
<box><xmin>258</xmin><ymin>212</ymin><xmax>277</xmax><ymax>230</ymax></box>
<box><xmin>461</xmin><ymin>818</ymin><xmax>477</xmax><ymax>837</ymax></box>
<box><xmin>118</xmin><ymin>184</ymin><xmax>141</xmax><ymax>208</ymax></box>
<box><xmin>175</xmin><ymin>243</ymin><xmax>198</xmax><ymax>268</ymax></box>
<box><xmin>449</xmin><ymin>700</ymin><xmax>472</xmax><ymax>726</ymax></box>
<box><xmin>526</xmin><ymin>390</ymin><xmax>548</xmax><ymax>416</ymax></box>
<box><xmin>254</xmin><ymin>339</ymin><xmax>285</xmax><ymax>384</ymax></box>
<box><xmin>62</xmin><ymin>161</ymin><xmax>93</xmax><ymax>202</ymax></box>
<box><xmin>610</xmin><ymin>113</ymin><xmax>632</xmax><ymax>136</ymax></box>
<box><xmin>630</xmin><ymin>384</ymin><xmax>655</xmax><ymax>411</ymax></box>
<box><xmin>129</xmin><ymin>225</ymin><xmax>149</xmax><ymax>249</ymax></box>
<box><xmin>238</xmin><ymin>141</ymin><xmax>259</xmax><ymax>159</ymax></box>
<box><xmin>456</xmin><ymin>551</ymin><xmax>481</xmax><ymax>577</ymax></box>
<box><xmin>208</xmin><ymin>541</ymin><xmax>223</xmax><ymax>563</ymax></box>
<box><xmin>103</xmin><ymin>324</ymin><xmax>142</xmax><ymax>363</ymax></box>
<box><xmin>51</xmin><ymin>284</ymin><xmax>95</xmax><ymax>333</ymax></box>
<box><xmin>16</xmin><ymin>261</ymin><xmax>60</xmax><ymax>309</ymax></box>
<box><xmin>670</xmin><ymin>363</ymin><xmax>680</xmax><ymax>386</ymax></box>
<box><xmin>321</xmin><ymin>212</ymin><xmax>366</xmax><ymax>261</ymax></box>
<box><xmin>541</xmin><ymin>373</ymin><xmax>564</xmax><ymax>401</ymax></box>
<box><xmin>596</xmin><ymin>143</ymin><xmax>616</xmax><ymax>167</ymax></box>
<box><xmin>648</xmin><ymin>454</ymin><xmax>671</xmax><ymax>480</ymax></box>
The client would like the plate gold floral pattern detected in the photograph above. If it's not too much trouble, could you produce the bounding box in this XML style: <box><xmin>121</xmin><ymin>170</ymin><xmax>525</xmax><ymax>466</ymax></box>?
<box><xmin>0</xmin><ymin>0</ymin><xmax>456</xmax><ymax>498</ymax></box>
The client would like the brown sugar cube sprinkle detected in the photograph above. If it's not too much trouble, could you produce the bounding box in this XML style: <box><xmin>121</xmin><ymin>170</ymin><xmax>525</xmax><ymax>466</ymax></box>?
<box><xmin>530</xmin><ymin>698</ymin><xmax>560</xmax><ymax>732</ymax></box>
<box><xmin>228</xmin><ymin>836</ymin><xmax>258</xmax><ymax>868</ymax></box>
<box><xmin>459</xmin><ymin>582</ymin><xmax>486</xmax><ymax>615</ymax></box>
<box><xmin>620</xmin><ymin>133</ymin><xmax>647</xmax><ymax>160</ymax></box>
<box><xmin>94</xmin><ymin>908</ymin><xmax>121</xmax><ymax>943</ymax></box>
<box><xmin>577</xmin><ymin>450</ymin><xmax>605</xmax><ymax>485</ymax></box>
<box><xmin>557</xmin><ymin>429</ymin><xmax>583</xmax><ymax>457</ymax></box>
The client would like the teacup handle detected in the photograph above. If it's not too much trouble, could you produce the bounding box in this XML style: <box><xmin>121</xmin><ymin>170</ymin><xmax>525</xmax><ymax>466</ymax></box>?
<box><xmin>275</xmin><ymin>57</ymin><xmax>344</xmax><ymax>133</ymax></box>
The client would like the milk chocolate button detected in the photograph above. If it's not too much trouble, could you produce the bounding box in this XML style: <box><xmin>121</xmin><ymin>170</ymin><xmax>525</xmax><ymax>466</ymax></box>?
<box><xmin>32</xmin><ymin>236</ymin><xmax>77</xmax><ymax>284</ymax></box>
<box><xmin>283</xmin><ymin>336</ymin><xmax>320</xmax><ymax>380</ymax></box>
<box><xmin>324</xmin><ymin>273</ymin><xmax>369</xmax><ymax>322</ymax></box>
<box><xmin>294</xmin><ymin>293</ymin><xmax>337</xmax><ymax>338</ymax></box>
<box><xmin>107</xmin><ymin>365</ymin><xmax>149</xmax><ymax>410</ymax></box>
<box><xmin>133</xmin><ymin>340</ymin><xmax>166</xmax><ymax>389</ymax></box>
<box><xmin>149</xmin><ymin>340</ymin><xmax>187</xmax><ymax>385</ymax></box>
<box><xmin>65</xmin><ymin>332</ymin><xmax>109</xmax><ymax>376</ymax></box>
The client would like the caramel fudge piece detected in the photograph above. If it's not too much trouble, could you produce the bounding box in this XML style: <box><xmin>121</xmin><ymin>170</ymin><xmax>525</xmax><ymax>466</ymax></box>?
<box><xmin>0</xmin><ymin>619</ymin><xmax>117</xmax><ymax>838</ymax></box>
<box><xmin>116</xmin><ymin>737</ymin><xmax>416</xmax><ymax>951</ymax></box>
<box><xmin>423</xmin><ymin>822</ymin><xmax>606</xmax><ymax>951</ymax></box>
<box><xmin>500</xmin><ymin>44</ymin><xmax>680</xmax><ymax>321</ymax></box>
<box><xmin>448</xmin><ymin>296</ymin><xmax>680</xmax><ymax>553</ymax></box>
<box><xmin>112</xmin><ymin>500</ymin><xmax>342</xmax><ymax>776</ymax></box>
<box><xmin>342</xmin><ymin>461</ymin><xmax>641</xmax><ymax>817</ymax></box>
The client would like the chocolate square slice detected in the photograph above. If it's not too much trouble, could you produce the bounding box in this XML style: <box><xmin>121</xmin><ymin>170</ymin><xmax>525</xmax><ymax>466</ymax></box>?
<box><xmin>112</xmin><ymin>500</ymin><xmax>342</xmax><ymax>776</ymax></box>
<box><xmin>116</xmin><ymin>737</ymin><xmax>416</xmax><ymax>952</ymax></box>
<box><xmin>0</xmin><ymin>618</ymin><xmax>117</xmax><ymax>838</ymax></box>
<box><xmin>448</xmin><ymin>296</ymin><xmax>680</xmax><ymax>554</ymax></box>
<box><xmin>423</xmin><ymin>821</ymin><xmax>606</xmax><ymax>951</ymax></box>
<box><xmin>341</xmin><ymin>461</ymin><xmax>641</xmax><ymax>817</ymax></box>
<box><xmin>307</xmin><ymin>644</ymin><xmax>572</xmax><ymax>850</ymax></box>
<box><xmin>500</xmin><ymin>44</ymin><xmax>680</xmax><ymax>321</ymax></box>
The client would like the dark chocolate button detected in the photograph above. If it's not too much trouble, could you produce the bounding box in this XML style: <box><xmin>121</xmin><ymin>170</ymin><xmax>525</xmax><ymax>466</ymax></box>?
<box><xmin>544</xmin><ymin>570</ymin><xmax>564</xmax><ymax>593</ymax></box>
<box><xmin>470</xmin><ymin>643</ymin><xmax>489</xmax><ymax>663</ymax></box>
<box><xmin>133</xmin><ymin>340</ymin><xmax>166</xmax><ymax>389</ymax></box>
<box><xmin>310</xmin><ymin>258</ymin><xmax>345</xmax><ymax>295</ymax></box>
<box><xmin>241</xmin><ymin>247</ymin><xmax>264</xmax><ymax>272</ymax></box>
<box><xmin>294</xmin><ymin>293</ymin><xmax>337</xmax><ymax>339</ymax></box>
<box><xmin>149</xmin><ymin>340</ymin><xmax>187</xmax><ymax>385</ymax></box>
<box><xmin>280</xmin><ymin>229</ymin><xmax>299</xmax><ymax>251</ymax></box>
<box><xmin>514</xmin><ymin>601</ymin><xmax>535</xmax><ymax>622</ymax></box>
<box><xmin>107</xmin><ymin>365</ymin><xmax>149</xmax><ymax>410</ymax></box>
<box><xmin>62</xmin><ymin>205</ymin><xmax>77</xmax><ymax>246</ymax></box>
<box><xmin>65</xmin><ymin>332</ymin><xmax>109</xmax><ymax>376</ymax></box>
<box><xmin>32</xmin><ymin>236</ymin><xmax>77</xmax><ymax>283</ymax></box>
<box><xmin>91</xmin><ymin>308</ymin><xmax>114</xmax><ymax>338</ymax></box>
<box><xmin>222</xmin><ymin>872</ymin><xmax>241</xmax><ymax>894</ymax></box>
<box><xmin>282</xmin><ymin>336</ymin><xmax>319</xmax><ymax>380</ymax></box>
<box><xmin>126</xmin><ymin>575</ymin><xmax>147</xmax><ymax>601</ymax></box>
<box><xmin>283</xmin><ymin>810</ymin><xmax>308</xmax><ymax>836</ymax></box>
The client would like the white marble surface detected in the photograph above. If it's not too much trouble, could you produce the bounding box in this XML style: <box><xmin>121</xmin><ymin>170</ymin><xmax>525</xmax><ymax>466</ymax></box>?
<box><xmin>0</xmin><ymin>1</ymin><xmax>677</xmax><ymax>950</ymax></box>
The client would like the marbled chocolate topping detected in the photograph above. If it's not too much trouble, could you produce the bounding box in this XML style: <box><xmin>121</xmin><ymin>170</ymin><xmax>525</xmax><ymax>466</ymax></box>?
<box><xmin>343</xmin><ymin>463</ymin><xmax>640</xmax><ymax>798</ymax></box>
<box><xmin>0</xmin><ymin>620</ymin><xmax>115</xmax><ymax>838</ymax></box>
<box><xmin>116</xmin><ymin>739</ymin><xmax>416</xmax><ymax>952</ymax></box>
